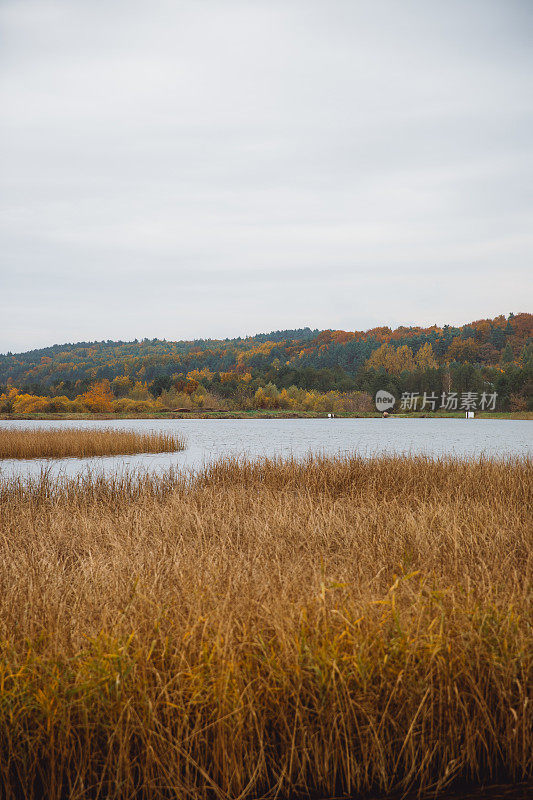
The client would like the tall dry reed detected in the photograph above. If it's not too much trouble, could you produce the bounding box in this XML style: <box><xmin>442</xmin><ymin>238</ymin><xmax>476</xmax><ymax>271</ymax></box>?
<box><xmin>0</xmin><ymin>426</ymin><xmax>185</xmax><ymax>459</ymax></box>
<box><xmin>0</xmin><ymin>454</ymin><xmax>531</xmax><ymax>799</ymax></box>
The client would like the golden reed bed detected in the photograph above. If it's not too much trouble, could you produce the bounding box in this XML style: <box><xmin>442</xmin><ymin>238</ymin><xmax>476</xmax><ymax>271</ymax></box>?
<box><xmin>0</xmin><ymin>426</ymin><xmax>185</xmax><ymax>458</ymax></box>
<box><xmin>0</xmin><ymin>455</ymin><xmax>531</xmax><ymax>799</ymax></box>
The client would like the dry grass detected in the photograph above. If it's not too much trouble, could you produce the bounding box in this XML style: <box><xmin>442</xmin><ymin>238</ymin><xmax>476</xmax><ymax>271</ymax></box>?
<box><xmin>0</xmin><ymin>454</ymin><xmax>531</xmax><ymax>799</ymax></box>
<box><xmin>0</xmin><ymin>426</ymin><xmax>185</xmax><ymax>459</ymax></box>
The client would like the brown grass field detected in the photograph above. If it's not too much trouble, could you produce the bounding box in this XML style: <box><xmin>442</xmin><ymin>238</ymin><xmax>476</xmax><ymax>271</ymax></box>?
<box><xmin>0</xmin><ymin>454</ymin><xmax>531</xmax><ymax>799</ymax></box>
<box><xmin>0</xmin><ymin>426</ymin><xmax>185</xmax><ymax>459</ymax></box>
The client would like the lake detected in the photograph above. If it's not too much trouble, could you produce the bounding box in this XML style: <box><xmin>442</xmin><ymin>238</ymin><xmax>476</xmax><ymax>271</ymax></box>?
<box><xmin>0</xmin><ymin>418</ymin><xmax>531</xmax><ymax>480</ymax></box>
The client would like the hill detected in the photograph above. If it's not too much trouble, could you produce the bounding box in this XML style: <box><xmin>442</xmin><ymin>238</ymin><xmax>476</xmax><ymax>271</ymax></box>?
<box><xmin>1</xmin><ymin>314</ymin><xmax>531</xmax><ymax>413</ymax></box>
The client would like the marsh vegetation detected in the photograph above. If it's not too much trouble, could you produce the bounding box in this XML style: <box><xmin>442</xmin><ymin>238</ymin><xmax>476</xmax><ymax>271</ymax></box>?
<box><xmin>0</xmin><ymin>426</ymin><xmax>185</xmax><ymax>459</ymax></box>
<box><xmin>0</xmin><ymin>454</ymin><xmax>530</xmax><ymax>798</ymax></box>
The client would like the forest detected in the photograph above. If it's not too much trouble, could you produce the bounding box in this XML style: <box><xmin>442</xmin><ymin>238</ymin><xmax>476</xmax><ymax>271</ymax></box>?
<box><xmin>0</xmin><ymin>313</ymin><xmax>531</xmax><ymax>414</ymax></box>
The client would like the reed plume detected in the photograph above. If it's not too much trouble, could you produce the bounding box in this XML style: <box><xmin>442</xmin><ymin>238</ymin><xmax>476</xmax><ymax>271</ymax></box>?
<box><xmin>0</xmin><ymin>454</ymin><xmax>530</xmax><ymax>798</ymax></box>
<box><xmin>0</xmin><ymin>426</ymin><xmax>185</xmax><ymax>459</ymax></box>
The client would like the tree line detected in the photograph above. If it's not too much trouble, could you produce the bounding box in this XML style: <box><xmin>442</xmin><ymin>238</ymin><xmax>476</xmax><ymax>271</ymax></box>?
<box><xmin>1</xmin><ymin>314</ymin><xmax>531</xmax><ymax>412</ymax></box>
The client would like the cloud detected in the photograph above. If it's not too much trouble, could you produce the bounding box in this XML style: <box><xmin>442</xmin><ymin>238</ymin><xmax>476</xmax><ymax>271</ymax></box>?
<box><xmin>1</xmin><ymin>0</ymin><xmax>532</xmax><ymax>351</ymax></box>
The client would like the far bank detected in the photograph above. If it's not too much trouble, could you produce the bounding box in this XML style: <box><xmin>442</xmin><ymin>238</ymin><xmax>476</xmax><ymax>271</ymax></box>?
<box><xmin>1</xmin><ymin>410</ymin><xmax>531</xmax><ymax>421</ymax></box>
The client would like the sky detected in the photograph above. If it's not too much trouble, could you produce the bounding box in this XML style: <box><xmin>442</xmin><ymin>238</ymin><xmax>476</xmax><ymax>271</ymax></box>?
<box><xmin>1</xmin><ymin>0</ymin><xmax>532</xmax><ymax>353</ymax></box>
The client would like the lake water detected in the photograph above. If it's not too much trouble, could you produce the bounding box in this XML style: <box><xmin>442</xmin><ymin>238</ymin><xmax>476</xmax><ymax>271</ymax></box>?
<box><xmin>0</xmin><ymin>418</ymin><xmax>531</xmax><ymax>481</ymax></box>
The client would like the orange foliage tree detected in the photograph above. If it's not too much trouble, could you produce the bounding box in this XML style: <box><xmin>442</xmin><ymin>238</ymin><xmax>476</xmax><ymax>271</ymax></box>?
<box><xmin>81</xmin><ymin>381</ymin><xmax>114</xmax><ymax>412</ymax></box>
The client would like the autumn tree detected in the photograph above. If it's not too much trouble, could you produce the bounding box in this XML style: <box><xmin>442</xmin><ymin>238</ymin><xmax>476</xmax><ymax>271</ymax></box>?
<box><xmin>112</xmin><ymin>375</ymin><xmax>133</xmax><ymax>397</ymax></box>
<box><xmin>129</xmin><ymin>381</ymin><xmax>150</xmax><ymax>401</ymax></box>
<box><xmin>415</xmin><ymin>342</ymin><xmax>437</xmax><ymax>369</ymax></box>
<box><xmin>447</xmin><ymin>337</ymin><xmax>479</xmax><ymax>363</ymax></box>
<box><xmin>81</xmin><ymin>380</ymin><xmax>114</xmax><ymax>413</ymax></box>
<box><xmin>366</xmin><ymin>344</ymin><xmax>396</xmax><ymax>373</ymax></box>
<box><xmin>366</xmin><ymin>343</ymin><xmax>415</xmax><ymax>374</ymax></box>
<box><xmin>396</xmin><ymin>345</ymin><xmax>416</xmax><ymax>372</ymax></box>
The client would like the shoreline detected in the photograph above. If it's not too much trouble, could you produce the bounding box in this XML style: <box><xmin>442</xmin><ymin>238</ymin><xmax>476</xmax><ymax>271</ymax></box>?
<box><xmin>0</xmin><ymin>411</ymin><xmax>531</xmax><ymax>421</ymax></box>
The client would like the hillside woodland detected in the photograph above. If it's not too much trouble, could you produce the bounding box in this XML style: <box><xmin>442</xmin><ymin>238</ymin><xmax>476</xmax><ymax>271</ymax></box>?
<box><xmin>1</xmin><ymin>314</ymin><xmax>531</xmax><ymax>413</ymax></box>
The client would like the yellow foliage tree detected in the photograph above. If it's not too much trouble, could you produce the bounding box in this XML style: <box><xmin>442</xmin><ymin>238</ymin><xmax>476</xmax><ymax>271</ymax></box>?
<box><xmin>366</xmin><ymin>344</ymin><xmax>396</xmax><ymax>372</ymax></box>
<box><xmin>112</xmin><ymin>375</ymin><xmax>133</xmax><ymax>397</ymax></box>
<box><xmin>129</xmin><ymin>381</ymin><xmax>150</xmax><ymax>401</ymax></box>
<box><xmin>187</xmin><ymin>368</ymin><xmax>214</xmax><ymax>382</ymax></box>
<box><xmin>396</xmin><ymin>345</ymin><xmax>416</xmax><ymax>372</ymax></box>
<box><xmin>416</xmin><ymin>342</ymin><xmax>438</xmax><ymax>369</ymax></box>
<box><xmin>254</xmin><ymin>387</ymin><xmax>268</xmax><ymax>409</ymax></box>
<box><xmin>366</xmin><ymin>344</ymin><xmax>415</xmax><ymax>374</ymax></box>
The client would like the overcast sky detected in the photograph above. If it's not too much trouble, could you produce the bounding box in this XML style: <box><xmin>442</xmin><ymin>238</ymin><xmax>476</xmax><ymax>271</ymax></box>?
<box><xmin>1</xmin><ymin>0</ymin><xmax>532</xmax><ymax>352</ymax></box>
